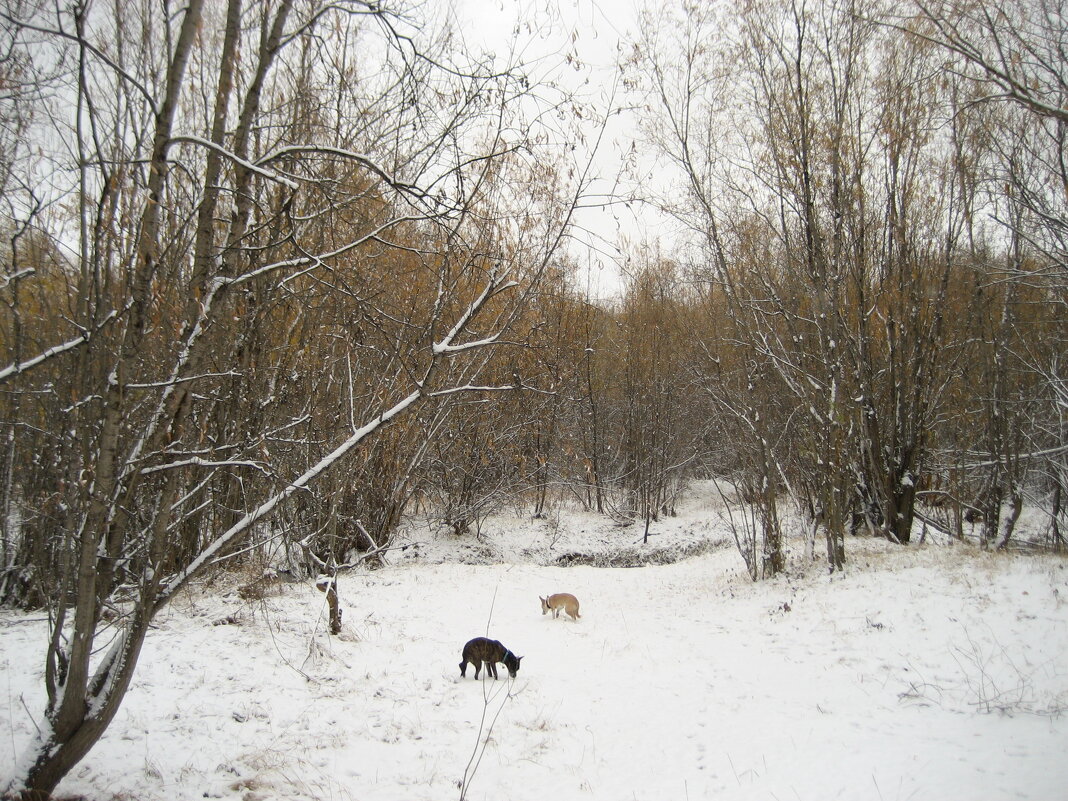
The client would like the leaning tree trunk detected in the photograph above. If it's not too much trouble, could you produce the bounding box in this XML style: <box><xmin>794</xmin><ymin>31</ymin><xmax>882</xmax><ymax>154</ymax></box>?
<box><xmin>16</xmin><ymin>603</ymin><xmax>156</xmax><ymax>799</ymax></box>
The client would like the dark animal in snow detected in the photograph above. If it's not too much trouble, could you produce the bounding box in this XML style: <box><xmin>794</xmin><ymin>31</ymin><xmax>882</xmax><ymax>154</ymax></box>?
<box><xmin>459</xmin><ymin>637</ymin><xmax>522</xmax><ymax>679</ymax></box>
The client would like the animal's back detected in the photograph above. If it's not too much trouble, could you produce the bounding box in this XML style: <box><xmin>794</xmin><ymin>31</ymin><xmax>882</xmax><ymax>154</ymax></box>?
<box><xmin>549</xmin><ymin>592</ymin><xmax>580</xmax><ymax>620</ymax></box>
<box><xmin>462</xmin><ymin>637</ymin><xmax>503</xmax><ymax>661</ymax></box>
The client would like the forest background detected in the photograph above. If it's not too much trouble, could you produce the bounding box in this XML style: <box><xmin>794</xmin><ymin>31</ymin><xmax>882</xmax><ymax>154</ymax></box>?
<box><xmin>1</xmin><ymin>0</ymin><xmax>1066</xmax><ymax>797</ymax></box>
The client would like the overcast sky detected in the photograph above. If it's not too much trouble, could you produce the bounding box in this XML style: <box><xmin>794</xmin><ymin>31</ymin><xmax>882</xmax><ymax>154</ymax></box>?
<box><xmin>450</xmin><ymin>0</ymin><xmax>656</xmax><ymax>298</ymax></box>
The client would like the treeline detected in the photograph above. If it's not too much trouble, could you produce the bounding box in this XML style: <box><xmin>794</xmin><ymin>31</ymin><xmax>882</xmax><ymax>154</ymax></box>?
<box><xmin>1</xmin><ymin>0</ymin><xmax>1066</xmax><ymax>615</ymax></box>
<box><xmin>625</xmin><ymin>0</ymin><xmax>1068</xmax><ymax>575</ymax></box>
<box><xmin>4</xmin><ymin>212</ymin><xmax>1063</xmax><ymax>594</ymax></box>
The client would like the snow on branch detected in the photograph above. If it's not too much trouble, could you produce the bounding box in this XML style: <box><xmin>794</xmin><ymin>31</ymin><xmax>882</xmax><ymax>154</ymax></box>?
<box><xmin>0</xmin><ymin>266</ymin><xmax>35</xmax><ymax>289</ymax></box>
<box><xmin>139</xmin><ymin>457</ymin><xmax>269</xmax><ymax>476</ymax></box>
<box><xmin>258</xmin><ymin>144</ymin><xmax>427</xmax><ymax>200</ymax></box>
<box><xmin>959</xmin><ymin>443</ymin><xmax>1068</xmax><ymax>469</ymax></box>
<box><xmin>0</xmin><ymin>333</ymin><xmax>89</xmax><ymax>383</ymax></box>
<box><xmin>432</xmin><ymin>333</ymin><xmax>506</xmax><ymax>355</ymax></box>
<box><xmin>432</xmin><ymin>274</ymin><xmax>518</xmax><ymax>355</ymax></box>
<box><xmin>153</xmin><ymin>388</ymin><xmax>423</xmax><ymax>611</ymax></box>
<box><xmin>122</xmin><ymin>214</ymin><xmax>430</xmax><ymax>482</ymax></box>
<box><xmin>153</xmin><ymin>268</ymin><xmax>521</xmax><ymax>611</ymax></box>
<box><xmin>426</xmin><ymin>382</ymin><xmax>519</xmax><ymax>398</ymax></box>
<box><xmin>170</xmin><ymin>136</ymin><xmax>299</xmax><ymax>189</ymax></box>
<box><xmin>213</xmin><ymin>214</ymin><xmax>430</xmax><ymax>291</ymax></box>
<box><xmin>0</xmin><ymin>310</ymin><xmax>119</xmax><ymax>384</ymax></box>
<box><xmin>126</xmin><ymin>371</ymin><xmax>241</xmax><ymax>390</ymax></box>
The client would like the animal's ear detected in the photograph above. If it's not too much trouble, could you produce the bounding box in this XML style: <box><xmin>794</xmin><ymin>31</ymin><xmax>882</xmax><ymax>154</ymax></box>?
<box><xmin>517</xmin><ymin>656</ymin><xmax>523</xmax><ymax>663</ymax></box>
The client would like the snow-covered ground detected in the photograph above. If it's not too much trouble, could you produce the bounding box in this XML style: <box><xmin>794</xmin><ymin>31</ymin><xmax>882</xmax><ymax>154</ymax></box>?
<box><xmin>2</xmin><ymin>484</ymin><xmax>1067</xmax><ymax>800</ymax></box>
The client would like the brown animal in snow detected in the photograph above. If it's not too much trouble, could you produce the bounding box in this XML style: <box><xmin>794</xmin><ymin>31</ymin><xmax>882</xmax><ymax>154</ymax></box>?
<box><xmin>459</xmin><ymin>637</ymin><xmax>523</xmax><ymax>680</ymax></box>
<box><xmin>540</xmin><ymin>593</ymin><xmax>581</xmax><ymax>621</ymax></box>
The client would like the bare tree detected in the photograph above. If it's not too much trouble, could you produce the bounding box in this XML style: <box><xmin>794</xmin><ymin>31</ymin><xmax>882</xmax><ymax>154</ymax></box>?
<box><xmin>633</xmin><ymin>0</ymin><xmax>1015</xmax><ymax>573</ymax></box>
<box><xmin>910</xmin><ymin>0</ymin><xmax>1068</xmax><ymax>548</ymax></box>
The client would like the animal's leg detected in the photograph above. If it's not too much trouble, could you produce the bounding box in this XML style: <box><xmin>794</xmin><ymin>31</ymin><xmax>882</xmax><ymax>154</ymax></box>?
<box><xmin>459</xmin><ymin>660</ymin><xmax>468</xmax><ymax>677</ymax></box>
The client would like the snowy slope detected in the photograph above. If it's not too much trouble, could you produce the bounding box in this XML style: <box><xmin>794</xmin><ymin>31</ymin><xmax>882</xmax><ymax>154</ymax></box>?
<box><xmin>2</xmin><ymin>487</ymin><xmax>1067</xmax><ymax>800</ymax></box>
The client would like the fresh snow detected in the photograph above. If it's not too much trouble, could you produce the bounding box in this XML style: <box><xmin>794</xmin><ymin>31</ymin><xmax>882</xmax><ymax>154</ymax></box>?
<box><xmin>2</xmin><ymin>483</ymin><xmax>1067</xmax><ymax>800</ymax></box>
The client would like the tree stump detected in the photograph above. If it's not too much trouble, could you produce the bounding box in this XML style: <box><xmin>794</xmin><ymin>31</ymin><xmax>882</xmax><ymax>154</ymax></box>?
<box><xmin>315</xmin><ymin>576</ymin><xmax>343</xmax><ymax>635</ymax></box>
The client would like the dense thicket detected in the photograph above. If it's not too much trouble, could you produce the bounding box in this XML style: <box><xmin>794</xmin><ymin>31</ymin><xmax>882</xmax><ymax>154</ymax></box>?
<box><xmin>629</xmin><ymin>0</ymin><xmax>1067</xmax><ymax>575</ymax></box>
<box><xmin>0</xmin><ymin>0</ymin><xmax>1065</xmax><ymax>794</ymax></box>
<box><xmin>0</xmin><ymin>0</ymin><xmax>593</xmax><ymax>794</ymax></box>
